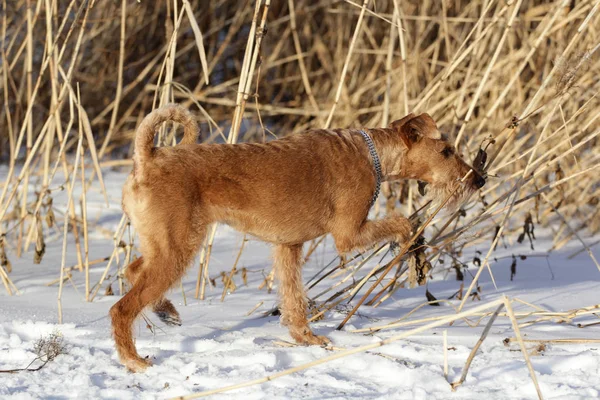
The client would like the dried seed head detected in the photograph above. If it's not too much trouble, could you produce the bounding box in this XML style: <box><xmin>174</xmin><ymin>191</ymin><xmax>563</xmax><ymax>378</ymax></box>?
<box><xmin>242</xmin><ymin>267</ymin><xmax>248</xmax><ymax>286</ymax></box>
<box><xmin>554</xmin><ymin>50</ymin><xmax>594</xmax><ymax>96</ymax></box>
<box><xmin>45</xmin><ymin>209</ymin><xmax>55</xmax><ymax>228</ymax></box>
<box><xmin>0</xmin><ymin>236</ymin><xmax>11</xmax><ymax>273</ymax></box>
<box><xmin>44</xmin><ymin>196</ymin><xmax>55</xmax><ymax>228</ymax></box>
<box><xmin>408</xmin><ymin>253</ymin><xmax>418</xmax><ymax>289</ymax></box>
<box><xmin>34</xmin><ymin>214</ymin><xmax>46</xmax><ymax>265</ymax></box>
<box><xmin>34</xmin><ymin>331</ymin><xmax>67</xmax><ymax>362</ymax></box>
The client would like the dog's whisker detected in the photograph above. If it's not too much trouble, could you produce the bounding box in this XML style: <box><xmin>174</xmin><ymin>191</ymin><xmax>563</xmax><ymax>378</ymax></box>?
<box><xmin>425</xmin><ymin>182</ymin><xmax>474</xmax><ymax>214</ymax></box>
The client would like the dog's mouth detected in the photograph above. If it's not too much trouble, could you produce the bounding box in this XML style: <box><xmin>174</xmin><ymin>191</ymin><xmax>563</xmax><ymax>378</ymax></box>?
<box><xmin>417</xmin><ymin>181</ymin><xmax>428</xmax><ymax>196</ymax></box>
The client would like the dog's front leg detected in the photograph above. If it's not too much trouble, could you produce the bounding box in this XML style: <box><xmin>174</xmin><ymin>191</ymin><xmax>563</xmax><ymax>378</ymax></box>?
<box><xmin>273</xmin><ymin>244</ymin><xmax>330</xmax><ymax>346</ymax></box>
<box><xmin>333</xmin><ymin>213</ymin><xmax>412</xmax><ymax>254</ymax></box>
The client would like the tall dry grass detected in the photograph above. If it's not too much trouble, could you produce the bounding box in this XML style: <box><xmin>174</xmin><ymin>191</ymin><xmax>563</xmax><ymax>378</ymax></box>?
<box><xmin>0</xmin><ymin>1</ymin><xmax>599</xmax><ymax>320</ymax></box>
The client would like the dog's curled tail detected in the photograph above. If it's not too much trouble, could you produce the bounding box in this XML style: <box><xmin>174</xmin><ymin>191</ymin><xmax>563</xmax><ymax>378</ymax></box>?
<box><xmin>133</xmin><ymin>103</ymin><xmax>198</xmax><ymax>174</ymax></box>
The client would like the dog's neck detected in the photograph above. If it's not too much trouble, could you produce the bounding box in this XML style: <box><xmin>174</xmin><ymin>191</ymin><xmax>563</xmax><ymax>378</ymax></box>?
<box><xmin>357</xmin><ymin>130</ymin><xmax>382</xmax><ymax>209</ymax></box>
<box><xmin>366</xmin><ymin>128</ymin><xmax>409</xmax><ymax>181</ymax></box>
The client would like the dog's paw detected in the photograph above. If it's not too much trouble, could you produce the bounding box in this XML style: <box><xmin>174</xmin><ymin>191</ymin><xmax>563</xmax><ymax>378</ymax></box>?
<box><xmin>291</xmin><ymin>328</ymin><xmax>331</xmax><ymax>346</ymax></box>
<box><xmin>153</xmin><ymin>298</ymin><xmax>182</xmax><ymax>326</ymax></box>
<box><xmin>308</xmin><ymin>334</ymin><xmax>331</xmax><ymax>346</ymax></box>
<box><xmin>389</xmin><ymin>214</ymin><xmax>413</xmax><ymax>242</ymax></box>
<box><xmin>155</xmin><ymin>311</ymin><xmax>182</xmax><ymax>326</ymax></box>
<box><xmin>124</xmin><ymin>356</ymin><xmax>152</xmax><ymax>373</ymax></box>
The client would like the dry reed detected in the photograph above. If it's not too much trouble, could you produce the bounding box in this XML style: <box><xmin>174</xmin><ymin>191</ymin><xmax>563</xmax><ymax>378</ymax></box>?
<box><xmin>1</xmin><ymin>0</ymin><xmax>599</xmax><ymax>395</ymax></box>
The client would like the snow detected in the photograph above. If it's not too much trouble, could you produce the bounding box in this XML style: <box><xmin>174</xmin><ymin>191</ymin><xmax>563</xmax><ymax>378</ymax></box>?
<box><xmin>1</xmin><ymin>170</ymin><xmax>599</xmax><ymax>399</ymax></box>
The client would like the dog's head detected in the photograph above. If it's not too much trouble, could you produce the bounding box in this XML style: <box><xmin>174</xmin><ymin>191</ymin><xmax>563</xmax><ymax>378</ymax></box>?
<box><xmin>387</xmin><ymin>113</ymin><xmax>486</xmax><ymax>210</ymax></box>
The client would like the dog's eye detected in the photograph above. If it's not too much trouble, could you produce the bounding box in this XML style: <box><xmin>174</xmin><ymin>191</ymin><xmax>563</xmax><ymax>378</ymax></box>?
<box><xmin>441</xmin><ymin>147</ymin><xmax>454</xmax><ymax>158</ymax></box>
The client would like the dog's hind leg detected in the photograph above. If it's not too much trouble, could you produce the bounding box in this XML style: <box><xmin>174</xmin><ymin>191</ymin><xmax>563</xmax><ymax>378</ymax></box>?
<box><xmin>111</xmin><ymin>243</ymin><xmax>199</xmax><ymax>372</ymax></box>
<box><xmin>274</xmin><ymin>244</ymin><xmax>330</xmax><ymax>346</ymax></box>
<box><xmin>124</xmin><ymin>256</ymin><xmax>181</xmax><ymax>327</ymax></box>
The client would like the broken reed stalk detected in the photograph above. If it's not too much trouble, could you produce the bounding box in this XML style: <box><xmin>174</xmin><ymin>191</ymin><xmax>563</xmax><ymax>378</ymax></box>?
<box><xmin>540</xmin><ymin>192</ymin><xmax>600</xmax><ymax>272</ymax></box>
<box><xmin>198</xmin><ymin>0</ymin><xmax>270</xmax><ymax>300</ymax></box>
<box><xmin>182</xmin><ymin>0</ymin><xmax>210</xmax><ymax>86</ymax></box>
<box><xmin>1</xmin><ymin>1</ymin><xmax>94</xmax><ymax>298</ymax></box>
<box><xmin>310</xmin><ymin>244</ymin><xmax>387</xmax><ymax>300</ymax></box>
<box><xmin>221</xmin><ymin>235</ymin><xmax>247</xmax><ymax>301</ymax></box>
<box><xmin>287</xmin><ymin>0</ymin><xmax>318</xmax><ymax>111</ymax></box>
<box><xmin>505</xmin><ymin>338</ymin><xmax>600</xmax><ymax>344</ymax></box>
<box><xmin>476</xmin><ymin>0</ymin><xmax>569</xmax><ymax>132</ymax></box>
<box><xmin>22</xmin><ymin>93</ymin><xmax>75</xmax><ymax>258</ymax></box>
<box><xmin>175</xmin><ymin>298</ymin><xmax>505</xmax><ymax>399</ymax></box>
<box><xmin>90</xmin><ymin>215</ymin><xmax>127</xmax><ymax>301</ymax></box>
<box><xmin>458</xmin><ymin>99</ymin><xmax>595</xmax><ymax>311</ymax></box>
<box><xmin>324</xmin><ymin>0</ymin><xmax>370</xmax><ymax>128</ymax></box>
<box><xmin>198</xmin><ymin>226</ymin><xmax>216</xmax><ymax>301</ymax></box>
<box><xmin>0</xmin><ymin>0</ymin><xmax>83</xmax><ymax>209</ymax></box>
<box><xmin>17</xmin><ymin>0</ymin><xmax>33</xmax><ymax>259</ymax></box>
<box><xmin>352</xmin><ymin>299</ymin><xmax>600</xmax><ymax>334</ymax></box>
<box><xmin>246</xmin><ymin>301</ymin><xmax>264</xmax><ymax>316</ymax></box>
<box><xmin>454</xmin><ymin>0</ymin><xmax>524</xmax><ymax>148</ymax></box>
<box><xmin>98</xmin><ymin>0</ymin><xmax>126</xmax><ymax>159</ymax></box>
<box><xmin>229</xmin><ymin>0</ymin><xmax>269</xmax><ymax>142</ymax></box>
<box><xmin>79</xmin><ymin>140</ymin><xmax>90</xmax><ymax>301</ymax></box>
<box><xmin>382</xmin><ymin>6</ymin><xmax>397</xmax><ymax>128</ymax></box>
<box><xmin>337</xmin><ymin>171</ymin><xmax>472</xmax><ymax>330</ymax></box>
<box><xmin>1</xmin><ymin>0</ymin><xmax>598</xmax><ymax>345</ymax></box>
<box><xmin>503</xmin><ymin>296</ymin><xmax>544</xmax><ymax>400</ymax></box>
<box><xmin>0</xmin><ymin>257</ymin><xmax>18</xmax><ymax>295</ymax></box>
<box><xmin>392</xmin><ymin>0</ymin><xmax>409</xmax><ymax>116</ymax></box>
<box><xmin>45</xmin><ymin>258</ymin><xmax>109</xmax><ymax>286</ymax></box>
<box><xmin>451</xmin><ymin>303</ymin><xmax>505</xmax><ymax>390</ymax></box>
<box><xmin>58</xmin><ymin>99</ymin><xmax>84</xmax><ymax>324</ymax></box>
<box><xmin>194</xmin><ymin>234</ymin><xmax>208</xmax><ymax>299</ymax></box>
<box><xmin>450</xmin><ymin>5</ymin><xmax>600</xmax><ymax>312</ymax></box>
<box><xmin>179</xmin><ymin>295</ymin><xmax>554</xmax><ymax>400</ymax></box>
<box><xmin>443</xmin><ymin>329</ymin><xmax>448</xmax><ymax>380</ymax></box>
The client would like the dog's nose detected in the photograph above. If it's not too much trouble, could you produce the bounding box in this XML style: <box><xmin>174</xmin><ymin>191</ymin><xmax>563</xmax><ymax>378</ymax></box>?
<box><xmin>473</xmin><ymin>174</ymin><xmax>486</xmax><ymax>189</ymax></box>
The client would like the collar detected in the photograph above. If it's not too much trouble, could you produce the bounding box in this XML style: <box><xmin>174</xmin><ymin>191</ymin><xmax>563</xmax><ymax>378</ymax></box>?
<box><xmin>358</xmin><ymin>130</ymin><xmax>382</xmax><ymax>209</ymax></box>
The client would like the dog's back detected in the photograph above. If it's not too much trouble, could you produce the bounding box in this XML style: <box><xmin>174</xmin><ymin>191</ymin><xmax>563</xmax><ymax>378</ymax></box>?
<box><xmin>129</xmin><ymin>127</ymin><xmax>377</xmax><ymax>245</ymax></box>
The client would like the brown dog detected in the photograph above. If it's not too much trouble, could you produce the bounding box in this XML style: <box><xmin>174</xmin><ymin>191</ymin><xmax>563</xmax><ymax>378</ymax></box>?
<box><xmin>111</xmin><ymin>104</ymin><xmax>485</xmax><ymax>372</ymax></box>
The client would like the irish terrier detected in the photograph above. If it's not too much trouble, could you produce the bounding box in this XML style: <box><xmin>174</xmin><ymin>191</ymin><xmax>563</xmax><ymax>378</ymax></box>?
<box><xmin>111</xmin><ymin>104</ymin><xmax>485</xmax><ymax>372</ymax></box>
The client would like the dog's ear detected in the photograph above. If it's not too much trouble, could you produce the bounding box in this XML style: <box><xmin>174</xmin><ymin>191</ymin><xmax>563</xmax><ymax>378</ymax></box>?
<box><xmin>399</xmin><ymin>125</ymin><xmax>419</xmax><ymax>149</ymax></box>
<box><xmin>404</xmin><ymin>113</ymin><xmax>442</xmax><ymax>140</ymax></box>
<box><xmin>390</xmin><ymin>113</ymin><xmax>418</xmax><ymax>149</ymax></box>
<box><xmin>389</xmin><ymin>113</ymin><xmax>416</xmax><ymax>132</ymax></box>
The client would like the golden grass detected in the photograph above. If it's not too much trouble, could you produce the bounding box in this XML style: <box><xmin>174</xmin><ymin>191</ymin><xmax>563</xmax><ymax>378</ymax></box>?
<box><xmin>2</xmin><ymin>1</ymin><xmax>599</xmax><ymax>395</ymax></box>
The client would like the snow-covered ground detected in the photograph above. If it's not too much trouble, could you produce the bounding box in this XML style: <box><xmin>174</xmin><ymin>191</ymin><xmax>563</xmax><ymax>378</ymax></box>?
<box><xmin>1</xmin><ymin>170</ymin><xmax>599</xmax><ymax>399</ymax></box>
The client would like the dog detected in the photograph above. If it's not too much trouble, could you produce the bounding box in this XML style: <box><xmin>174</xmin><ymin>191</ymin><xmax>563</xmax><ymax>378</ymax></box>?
<box><xmin>111</xmin><ymin>104</ymin><xmax>485</xmax><ymax>372</ymax></box>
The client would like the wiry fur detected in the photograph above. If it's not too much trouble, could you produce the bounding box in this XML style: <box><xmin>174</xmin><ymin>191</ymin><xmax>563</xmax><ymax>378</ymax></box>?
<box><xmin>427</xmin><ymin>181</ymin><xmax>472</xmax><ymax>212</ymax></box>
<box><xmin>111</xmin><ymin>104</ymin><xmax>485</xmax><ymax>372</ymax></box>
